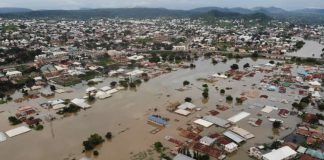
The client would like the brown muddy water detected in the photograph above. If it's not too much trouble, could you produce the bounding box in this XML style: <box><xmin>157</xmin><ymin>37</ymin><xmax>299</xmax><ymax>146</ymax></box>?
<box><xmin>0</xmin><ymin>58</ymin><xmax>307</xmax><ymax>160</ymax></box>
<box><xmin>287</xmin><ymin>37</ymin><xmax>324</xmax><ymax>58</ymax></box>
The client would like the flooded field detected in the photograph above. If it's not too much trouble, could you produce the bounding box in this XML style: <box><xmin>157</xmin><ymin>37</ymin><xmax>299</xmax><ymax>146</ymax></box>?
<box><xmin>287</xmin><ymin>37</ymin><xmax>324</xmax><ymax>58</ymax></box>
<box><xmin>0</xmin><ymin>58</ymin><xmax>311</xmax><ymax>160</ymax></box>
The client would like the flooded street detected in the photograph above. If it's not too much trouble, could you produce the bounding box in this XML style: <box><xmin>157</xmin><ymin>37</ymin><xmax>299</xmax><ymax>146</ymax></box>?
<box><xmin>0</xmin><ymin>58</ymin><xmax>314</xmax><ymax>160</ymax></box>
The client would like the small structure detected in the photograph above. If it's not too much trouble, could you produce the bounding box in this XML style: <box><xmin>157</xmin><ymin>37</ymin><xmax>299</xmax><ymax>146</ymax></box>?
<box><xmin>199</xmin><ymin>136</ymin><xmax>216</xmax><ymax>146</ymax></box>
<box><xmin>228</xmin><ymin>112</ymin><xmax>250</xmax><ymax>123</ymax></box>
<box><xmin>177</xmin><ymin>102</ymin><xmax>196</xmax><ymax>110</ymax></box>
<box><xmin>52</xmin><ymin>104</ymin><xmax>66</xmax><ymax>110</ymax></box>
<box><xmin>0</xmin><ymin>132</ymin><xmax>7</xmax><ymax>142</ymax></box>
<box><xmin>223</xmin><ymin>131</ymin><xmax>245</xmax><ymax>144</ymax></box>
<box><xmin>248</xmin><ymin>147</ymin><xmax>262</xmax><ymax>159</ymax></box>
<box><xmin>49</xmin><ymin>99</ymin><xmax>65</xmax><ymax>106</ymax></box>
<box><xmin>71</xmin><ymin>98</ymin><xmax>91</xmax><ymax>109</ymax></box>
<box><xmin>106</xmin><ymin>88</ymin><xmax>119</xmax><ymax>95</ymax></box>
<box><xmin>224</xmin><ymin>142</ymin><xmax>238</xmax><ymax>153</ymax></box>
<box><xmin>261</xmin><ymin>106</ymin><xmax>277</xmax><ymax>113</ymax></box>
<box><xmin>126</xmin><ymin>69</ymin><xmax>144</xmax><ymax>77</ymax></box>
<box><xmin>40</xmin><ymin>90</ymin><xmax>54</xmax><ymax>97</ymax></box>
<box><xmin>203</xmin><ymin>115</ymin><xmax>231</xmax><ymax>128</ymax></box>
<box><xmin>194</xmin><ymin>119</ymin><xmax>213</xmax><ymax>128</ymax></box>
<box><xmin>148</xmin><ymin>115</ymin><xmax>167</xmax><ymax>126</ymax></box>
<box><xmin>173</xmin><ymin>153</ymin><xmax>196</xmax><ymax>160</ymax></box>
<box><xmin>212</xmin><ymin>73</ymin><xmax>228</xmax><ymax>79</ymax></box>
<box><xmin>5</xmin><ymin>126</ymin><xmax>31</xmax><ymax>137</ymax></box>
<box><xmin>305</xmin><ymin>149</ymin><xmax>324</xmax><ymax>160</ymax></box>
<box><xmin>262</xmin><ymin>146</ymin><xmax>297</xmax><ymax>160</ymax></box>
<box><xmin>229</xmin><ymin>126</ymin><xmax>254</xmax><ymax>139</ymax></box>
<box><xmin>267</xmin><ymin>85</ymin><xmax>277</xmax><ymax>91</ymax></box>
<box><xmin>174</xmin><ymin>109</ymin><xmax>191</xmax><ymax>116</ymax></box>
<box><xmin>6</xmin><ymin>71</ymin><xmax>22</xmax><ymax>79</ymax></box>
<box><xmin>86</xmin><ymin>87</ymin><xmax>97</xmax><ymax>93</ymax></box>
<box><xmin>100</xmin><ymin>86</ymin><xmax>111</xmax><ymax>92</ymax></box>
<box><xmin>95</xmin><ymin>91</ymin><xmax>112</xmax><ymax>99</ymax></box>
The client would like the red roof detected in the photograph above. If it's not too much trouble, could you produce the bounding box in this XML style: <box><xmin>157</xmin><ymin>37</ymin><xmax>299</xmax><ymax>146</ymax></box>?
<box><xmin>300</xmin><ymin>154</ymin><xmax>319</xmax><ymax>160</ymax></box>
<box><xmin>209</xmin><ymin>110</ymin><xmax>219</xmax><ymax>116</ymax></box>
<box><xmin>217</xmin><ymin>136</ymin><xmax>231</xmax><ymax>145</ymax></box>
<box><xmin>192</xmin><ymin>143</ymin><xmax>222</xmax><ymax>158</ymax></box>
<box><xmin>306</xmin><ymin>137</ymin><xmax>317</xmax><ymax>145</ymax></box>
<box><xmin>255</xmin><ymin>119</ymin><xmax>263</xmax><ymax>125</ymax></box>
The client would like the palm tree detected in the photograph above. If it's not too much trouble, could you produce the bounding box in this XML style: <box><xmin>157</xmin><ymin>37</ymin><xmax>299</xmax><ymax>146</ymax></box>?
<box><xmin>0</xmin><ymin>92</ymin><xmax>5</xmax><ymax>100</ymax></box>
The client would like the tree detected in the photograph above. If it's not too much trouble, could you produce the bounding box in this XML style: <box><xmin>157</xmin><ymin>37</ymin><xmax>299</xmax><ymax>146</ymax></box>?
<box><xmin>87</xmin><ymin>94</ymin><xmax>95</xmax><ymax>102</ymax></box>
<box><xmin>183</xmin><ymin>80</ymin><xmax>190</xmax><ymax>86</ymax></box>
<box><xmin>83</xmin><ymin>134</ymin><xmax>105</xmax><ymax>151</ymax></box>
<box><xmin>202</xmin><ymin>91</ymin><xmax>209</xmax><ymax>99</ymax></box>
<box><xmin>35</xmin><ymin>124</ymin><xmax>44</xmax><ymax>130</ymax></box>
<box><xmin>110</xmin><ymin>81</ymin><xmax>117</xmax><ymax>87</ymax></box>
<box><xmin>300</xmin><ymin>95</ymin><xmax>311</xmax><ymax>104</ymax></box>
<box><xmin>236</xmin><ymin>97</ymin><xmax>243</xmax><ymax>104</ymax></box>
<box><xmin>119</xmin><ymin>80</ymin><xmax>128</xmax><ymax>88</ymax></box>
<box><xmin>184</xmin><ymin>97</ymin><xmax>192</xmax><ymax>102</ymax></box>
<box><xmin>251</xmin><ymin>52</ymin><xmax>259</xmax><ymax>58</ymax></box>
<box><xmin>318</xmin><ymin>102</ymin><xmax>324</xmax><ymax>111</ymax></box>
<box><xmin>6</xmin><ymin>95</ymin><xmax>12</xmax><ymax>101</ymax></box>
<box><xmin>269</xmin><ymin>60</ymin><xmax>275</xmax><ymax>64</ymax></box>
<box><xmin>243</xmin><ymin>63</ymin><xmax>250</xmax><ymax>68</ymax></box>
<box><xmin>105</xmin><ymin>132</ymin><xmax>112</xmax><ymax>140</ymax></box>
<box><xmin>0</xmin><ymin>92</ymin><xmax>5</xmax><ymax>100</ymax></box>
<box><xmin>50</xmin><ymin>85</ymin><xmax>56</xmax><ymax>91</ymax></box>
<box><xmin>154</xmin><ymin>141</ymin><xmax>163</xmax><ymax>152</ymax></box>
<box><xmin>270</xmin><ymin>141</ymin><xmax>281</xmax><ymax>149</ymax></box>
<box><xmin>226</xmin><ymin>95</ymin><xmax>233</xmax><ymax>101</ymax></box>
<box><xmin>8</xmin><ymin>116</ymin><xmax>22</xmax><ymax>125</ymax></box>
<box><xmin>272</xmin><ymin>121</ymin><xmax>282</xmax><ymax>129</ymax></box>
<box><xmin>129</xmin><ymin>82</ymin><xmax>136</xmax><ymax>88</ymax></box>
<box><xmin>211</xmin><ymin>58</ymin><xmax>218</xmax><ymax>64</ymax></box>
<box><xmin>93</xmin><ymin>150</ymin><xmax>99</xmax><ymax>156</ymax></box>
<box><xmin>230</xmin><ymin>64</ymin><xmax>239</xmax><ymax>70</ymax></box>
<box><xmin>220</xmin><ymin>89</ymin><xmax>225</xmax><ymax>94</ymax></box>
<box><xmin>202</xmin><ymin>84</ymin><xmax>208</xmax><ymax>88</ymax></box>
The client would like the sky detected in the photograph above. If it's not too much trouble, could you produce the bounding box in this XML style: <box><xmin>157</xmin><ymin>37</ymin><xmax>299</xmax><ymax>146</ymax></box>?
<box><xmin>0</xmin><ymin>0</ymin><xmax>323</xmax><ymax>10</ymax></box>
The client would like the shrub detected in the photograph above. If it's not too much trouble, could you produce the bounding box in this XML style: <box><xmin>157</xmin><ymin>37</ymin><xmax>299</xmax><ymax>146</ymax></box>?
<box><xmin>183</xmin><ymin>80</ymin><xmax>190</xmax><ymax>86</ymax></box>
<box><xmin>35</xmin><ymin>124</ymin><xmax>44</xmax><ymax>130</ymax></box>
<box><xmin>154</xmin><ymin>141</ymin><xmax>163</xmax><ymax>152</ymax></box>
<box><xmin>83</xmin><ymin>134</ymin><xmax>105</xmax><ymax>151</ymax></box>
<box><xmin>129</xmin><ymin>82</ymin><xmax>136</xmax><ymax>88</ymax></box>
<box><xmin>230</xmin><ymin>64</ymin><xmax>239</xmax><ymax>70</ymax></box>
<box><xmin>8</xmin><ymin>116</ymin><xmax>22</xmax><ymax>125</ymax></box>
<box><xmin>226</xmin><ymin>95</ymin><xmax>233</xmax><ymax>101</ymax></box>
<box><xmin>184</xmin><ymin>97</ymin><xmax>192</xmax><ymax>102</ymax></box>
<box><xmin>272</xmin><ymin>121</ymin><xmax>282</xmax><ymax>129</ymax></box>
<box><xmin>110</xmin><ymin>81</ymin><xmax>117</xmax><ymax>87</ymax></box>
<box><xmin>105</xmin><ymin>132</ymin><xmax>112</xmax><ymax>140</ymax></box>
<box><xmin>202</xmin><ymin>91</ymin><xmax>209</xmax><ymax>99</ymax></box>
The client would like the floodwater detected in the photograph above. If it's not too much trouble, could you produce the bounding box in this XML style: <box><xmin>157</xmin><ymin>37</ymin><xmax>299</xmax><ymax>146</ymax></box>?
<box><xmin>0</xmin><ymin>58</ymin><xmax>306</xmax><ymax>160</ymax></box>
<box><xmin>287</xmin><ymin>37</ymin><xmax>324</xmax><ymax>58</ymax></box>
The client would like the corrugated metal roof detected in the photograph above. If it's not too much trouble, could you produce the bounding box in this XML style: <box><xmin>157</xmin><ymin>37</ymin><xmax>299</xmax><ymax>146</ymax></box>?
<box><xmin>173</xmin><ymin>154</ymin><xmax>196</xmax><ymax>160</ymax></box>
<box><xmin>203</xmin><ymin>115</ymin><xmax>230</xmax><ymax>128</ymax></box>
<box><xmin>223</xmin><ymin>131</ymin><xmax>245</xmax><ymax>143</ymax></box>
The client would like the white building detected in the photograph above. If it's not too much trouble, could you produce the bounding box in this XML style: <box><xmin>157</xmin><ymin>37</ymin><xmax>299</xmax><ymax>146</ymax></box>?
<box><xmin>172</xmin><ymin>45</ymin><xmax>186</xmax><ymax>51</ymax></box>
<box><xmin>262</xmin><ymin>146</ymin><xmax>297</xmax><ymax>160</ymax></box>
<box><xmin>224</xmin><ymin>142</ymin><xmax>238</xmax><ymax>153</ymax></box>
<box><xmin>6</xmin><ymin>71</ymin><xmax>22</xmax><ymax>79</ymax></box>
<box><xmin>199</xmin><ymin>136</ymin><xmax>216</xmax><ymax>146</ymax></box>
